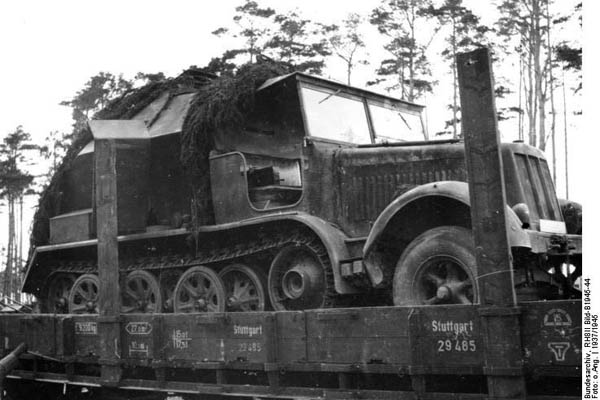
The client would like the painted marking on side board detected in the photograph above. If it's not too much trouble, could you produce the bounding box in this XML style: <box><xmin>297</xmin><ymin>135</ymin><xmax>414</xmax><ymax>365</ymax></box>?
<box><xmin>172</xmin><ymin>330</ymin><xmax>191</xmax><ymax>350</ymax></box>
<box><xmin>125</xmin><ymin>322</ymin><xmax>152</xmax><ymax>335</ymax></box>
<box><xmin>233</xmin><ymin>325</ymin><xmax>263</xmax><ymax>338</ymax></box>
<box><xmin>129</xmin><ymin>341</ymin><xmax>149</xmax><ymax>357</ymax></box>
<box><xmin>543</xmin><ymin>309</ymin><xmax>572</xmax><ymax>328</ymax></box>
<box><xmin>75</xmin><ymin>322</ymin><xmax>97</xmax><ymax>335</ymax></box>
<box><xmin>548</xmin><ymin>342</ymin><xmax>570</xmax><ymax>362</ymax></box>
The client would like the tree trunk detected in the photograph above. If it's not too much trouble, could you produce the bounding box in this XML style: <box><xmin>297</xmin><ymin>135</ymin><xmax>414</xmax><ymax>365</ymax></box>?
<box><xmin>546</xmin><ymin>0</ymin><xmax>556</xmax><ymax>181</ymax></box>
<box><xmin>408</xmin><ymin>5</ymin><xmax>416</xmax><ymax>102</ymax></box>
<box><xmin>10</xmin><ymin>195</ymin><xmax>16</xmax><ymax>300</ymax></box>
<box><xmin>562</xmin><ymin>70</ymin><xmax>569</xmax><ymax>199</ymax></box>
<box><xmin>5</xmin><ymin>194</ymin><xmax>14</xmax><ymax>299</ymax></box>
<box><xmin>527</xmin><ymin>20</ymin><xmax>536</xmax><ymax>147</ymax></box>
<box><xmin>347</xmin><ymin>52</ymin><xmax>353</xmax><ymax>85</ymax></box>
<box><xmin>399</xmin><ymin>52</ymin><xmax>406</xmax><ymax>99</ymax></box>
<box><xmin>18</xmin><ymin>195</ymin><xmax>23</xmax><ymax>301</ymax></box>
<box><xmin>518</xmin><ymin>55</ymin><xmax>523</xmax><ymax>141</ymax></box>
<box><xmin>533</xmin><ymin>0</ymin><xmax>546</xmax><ymax>151</ymax></box>
<box><xmin>452</xmin><ymin>18</ymin><xmax>458</xmax><ymax>139</ymax></box>
<box><xmin>2</xmin><ymin>194</ymin><xmax>10</xmax><ymax>298</ymax></box>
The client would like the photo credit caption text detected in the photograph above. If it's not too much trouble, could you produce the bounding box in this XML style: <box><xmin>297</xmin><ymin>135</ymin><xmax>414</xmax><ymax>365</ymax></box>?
<box><xmin>585</xmin><ymin>278</ymin><xmax>598</xmax><ymax>399</ymax></box>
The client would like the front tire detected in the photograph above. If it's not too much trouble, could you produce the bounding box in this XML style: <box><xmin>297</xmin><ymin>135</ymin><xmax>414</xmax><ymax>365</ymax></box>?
<box><xmin>393</xmin><ymin>226</ymin><xmax>477</xmax><ymax>306</ymax></box>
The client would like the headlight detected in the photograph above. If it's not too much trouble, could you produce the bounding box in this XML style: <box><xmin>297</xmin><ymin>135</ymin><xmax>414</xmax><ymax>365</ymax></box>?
<box><xmin>512</xmin><ymin>203</ymin><xmax>531</xmax><ymax>229</ymax></box>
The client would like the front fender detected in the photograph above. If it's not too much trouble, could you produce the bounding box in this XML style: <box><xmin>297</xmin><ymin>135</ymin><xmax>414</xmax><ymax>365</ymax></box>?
<box><xmin>363</xmin><ymin>181</ymin><xmax>530</xmax><ymax>260</ymax></box>
<box><xmin>282</xmin><ymin>213</ymin><xmax>357</xmax><ymax>294</ymax></box>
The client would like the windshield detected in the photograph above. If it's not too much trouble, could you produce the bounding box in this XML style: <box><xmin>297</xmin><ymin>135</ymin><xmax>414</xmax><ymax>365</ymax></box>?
<box><xmin>369</xmin><ymin>102</ymin><xmax>426</xmax><ymax>142</ymax></box>
<box><xmin>300</xmin><ymin>87</ymin><xmax>371</xmax><ymax>144</ymax></box>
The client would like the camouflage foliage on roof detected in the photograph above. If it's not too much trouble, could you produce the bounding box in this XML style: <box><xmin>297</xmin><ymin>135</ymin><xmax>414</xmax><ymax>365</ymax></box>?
<box><xmin>31</xmin><ymin>61</ymin><xmax>288</xmax><ymax>249</ymax></box>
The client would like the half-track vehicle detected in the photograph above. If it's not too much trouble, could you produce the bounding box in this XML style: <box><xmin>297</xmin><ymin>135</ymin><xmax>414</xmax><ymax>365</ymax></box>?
<box><xmin>23</xmin><ymin>67</ymin><xmax>582</xmax><ymax>316</ymax></box>
<box><xmin>0</xmin><ymin>49</ymin><xmax>582</xmax><ymax>400</ymax></box>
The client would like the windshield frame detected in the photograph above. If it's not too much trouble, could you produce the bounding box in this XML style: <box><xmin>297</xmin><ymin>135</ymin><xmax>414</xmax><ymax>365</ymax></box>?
<box><xmin>297</xmin><ymin>79</ymin><xmax>426</xmax><ymax>146</ymax></box>
<box><xmin>366</xmin><ymin>98</ymin><xmax>427</xmax><ymax>143</ymax></box>
<box><xmin>299</xmin><ymin>83</ymin><xmax>374</xmax><ymax>145</ymax></box>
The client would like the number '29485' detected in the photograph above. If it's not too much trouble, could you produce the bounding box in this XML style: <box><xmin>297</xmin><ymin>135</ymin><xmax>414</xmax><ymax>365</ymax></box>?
<box><xmin>437</xmin><ymin>339</ymin><xmax>476</xmax><ymax>352</ymax></box>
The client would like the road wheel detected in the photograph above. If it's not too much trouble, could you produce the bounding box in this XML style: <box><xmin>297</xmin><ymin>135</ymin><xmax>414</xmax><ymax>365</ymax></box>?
<box><xmin>219</xmin><ymin>264</ymin><xmax>268</xmax><ymax>311</ymax></box>
<box><xmin>393</xmin><ymin>226</ymin><xmax>477</xmax><ymax>306</ymax></box>
<box><xmin>68</xmin><ymin>274</ymin><xmax>100</xmax><ymax>314</ymax></box>
<box><xmin>268</xmin><ymin>244</ymin><xmax>332</xmax><ymax>311</ymax></box>
<box><xmin>121</xmin><ymin>270</ymin><xmax>162</xmax><ymax>313</ymax></box>
<box><xmin>173</xmin><ymin>266</ymin><xmax>226</xmax><ymax>313</ymax></box>
<box><xmin>44</xmin><ymin>273</ymin><xmax>76</xmax><ymax>313</ymax></box>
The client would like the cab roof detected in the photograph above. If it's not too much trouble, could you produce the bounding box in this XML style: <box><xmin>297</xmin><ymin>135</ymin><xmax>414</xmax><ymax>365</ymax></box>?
<box><xmin>257</xmin><ymin>71</ymin><xmax>425</xmax><ymax>114</ymax></box>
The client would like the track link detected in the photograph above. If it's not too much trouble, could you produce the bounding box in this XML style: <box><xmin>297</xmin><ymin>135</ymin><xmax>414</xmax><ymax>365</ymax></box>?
<box><xmin>45</xmin><ymin>227</ymin><xmax>340</xmax><ymax>309</ymax></box>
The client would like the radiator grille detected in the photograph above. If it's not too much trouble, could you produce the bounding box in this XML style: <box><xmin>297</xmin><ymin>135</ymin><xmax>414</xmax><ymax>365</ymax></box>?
<box><xmin>345</xmin><ymin>167</ymin><xmax>466</xmax><ymax>221</ymax></box>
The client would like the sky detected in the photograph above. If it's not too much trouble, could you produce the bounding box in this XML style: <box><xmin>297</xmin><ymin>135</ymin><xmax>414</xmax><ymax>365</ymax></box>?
<box><xmin>0</xmin><ymin>0</ymin><xmax>588</xmax><ymax>263</ymax></box>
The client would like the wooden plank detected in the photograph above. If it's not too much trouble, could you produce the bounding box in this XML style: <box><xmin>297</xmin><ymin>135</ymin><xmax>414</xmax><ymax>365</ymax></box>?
<box><xmin>457</xmin><ymin>47</ymin><xmax>526</xmax><ymax>399</ymax></box>
<box><xmin>416</xmin><ymin>306</ymin><xmax>484</xmax><ymax>368</ymax></box>
<box><xmin>276</xmin><ymin>311</ymin><xmax>306</xmax><ymax>363</ymax></box>
<box><xmin>305</xmin><ymin>307</ymin><xmax>411</xmax><ymax>364</ymax></box>
<box><xmin>70</xmin><ymin>315</ymin><xmax>101</xmax><ymax>358</ymax></box>
<box><xmin>95</xmin><ymin>139</ymin><xmax>120</xmax><ymax>316</ymax></box>
<box><xmin>19</xmin><ymin>316</ymin><xmax>56</xmax><ymax>356</ymax></box>
<box><xmin>457</xmin><ymin>50</ymin><xmax>515</xmax><ymax>306</ymax></box>
<box><xmin>520</xmin><ymin>300</ymin><xmax>581</xmax><ymax>368</ymax></box>
<box><xmin>120</xmin><ymin>315</ymin><xmax>155</xmax><ymax>362</ymax></box>
<box><xmin>94</xmin><ymin>138</ymin><xmax>122</xmax><ymax>385</ymax></box>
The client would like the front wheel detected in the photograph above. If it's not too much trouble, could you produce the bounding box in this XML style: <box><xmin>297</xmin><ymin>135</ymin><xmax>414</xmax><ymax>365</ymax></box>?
<box><xmin>393</xmin><ymin>226</ymin><xmax>477</xmax><ymax>306</ymax></box>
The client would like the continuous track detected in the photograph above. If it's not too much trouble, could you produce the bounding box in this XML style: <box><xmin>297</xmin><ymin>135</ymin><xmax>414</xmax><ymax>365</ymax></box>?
<box><xmin>43</xmin><ymin>227</ymin><xmax>340</xmax><ymax>311</ymax></box>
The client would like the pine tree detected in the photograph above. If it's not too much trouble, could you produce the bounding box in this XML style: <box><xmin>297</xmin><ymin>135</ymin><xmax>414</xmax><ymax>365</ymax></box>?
<box><xmin>60</xmin><ymin>72</ymin><xmax>133</xmax><ymax>132</ymax></box>
<box><xmin>369</xmin><ymin>0</ymin><xmax>436</xmax><ymax>102</ymax></box>
<box><xmin>497</xmin><ymin>0</ymin><xmax>554</xmax><ymax>150</ymax></box>
<box><xmin>426</xmin><ymin>0</ymin><xmax>489</xmax><ymax>138</ymax></box>
<box><xmin>0</xmin><ymin>126</ymin><xmax>37</xmax><ymax>300</ymax></box>
<box><xmin>328</xmin><ymin>13</ymin><xmax>368</xmax><ymax>85</ymax></box>
<box><xmin>265</xmin><ymin>10</ymin><xmax>332</xmax><ymax>74</ymax></box>
<box><xmin>212</xmin><ymin>0</ymin><xmax>276</xmax><ymax>66</ymax></box>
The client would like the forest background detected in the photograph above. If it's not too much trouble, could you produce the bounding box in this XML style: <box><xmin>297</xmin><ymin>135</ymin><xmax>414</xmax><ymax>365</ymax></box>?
<box><xmin>0</xmin><ymin>0</ymin><xmax>585</xmax><ymax>301</ymax></box>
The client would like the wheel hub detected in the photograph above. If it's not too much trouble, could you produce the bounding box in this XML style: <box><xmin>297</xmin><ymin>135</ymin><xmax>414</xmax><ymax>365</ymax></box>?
<box><xmin>56</xmin><ymin>297</ymin><xmax>67</xmax><ymax>308</ymax></box>
<box><xmin>436</xmin><ymin>285</ymin><xmax>451</xmax><ymax>301</ymax></box>
<box><xmin>269</xmin><ymin>243</ymin><xmax>332</xmax><ymax>311</ymax></box>
<box><xmin>85</xmin><ymin>301</ymin><xmax>95</xmax><ymax>312</ymax></box>
<box><xmin>416</xmin><ymin>258</ymin><xmax>474</xmax><ymax>305</ymax></box>
<box><xmin>195</xmin><ymin>298</ymin><xmax>208</xmax><ymax>311</ymax></box>
<box><xmin>279</xmin><ymin>260</ymin><xmax>323</xmax><ymax>304</ymax></box>
<box><xmin>282</xmin><ymin>269</ymin><xmax>307</xmax><ymax>299</ymax></box>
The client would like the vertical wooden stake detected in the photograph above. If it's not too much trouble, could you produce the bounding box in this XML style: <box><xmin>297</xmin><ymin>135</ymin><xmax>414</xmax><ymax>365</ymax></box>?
<box><xmin>457</xmin><ymin>48</ymin><xmax>526</xmax><ymax>399</ymax></box>
<box><xmin>95</xmin><ymin>139</ymin><xmax>122</xmax><ymax>385</ymax></box>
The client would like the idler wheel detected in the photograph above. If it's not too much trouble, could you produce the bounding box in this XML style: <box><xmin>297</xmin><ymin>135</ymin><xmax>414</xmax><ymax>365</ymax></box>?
<box><xmin>68</xmin><ymin>274</ymin><xmax>100</xmax><ymax>314</ymax></box>
<box><xmin>173</xmin><ymin>266</ymin><xmax>226</xmax><ymax>313</ymax></box>
<box><xmin>268</xmin><ymin>245</ymin><xmax>328</xmax><ymax>311</ymax></box>
<box><xmin>121</xmin><ymin>270</ymin><xmax>162</xmax><ymax>313</ymax></box>
<box><xmin>44</xmin><ymin>273</ymin><xmax>76</xmax><ymax>313</ymax></box>
<box><xmin>219</xmin><ymin>264</ymin><xmax>268</xmax><ymax>312</ymax></box>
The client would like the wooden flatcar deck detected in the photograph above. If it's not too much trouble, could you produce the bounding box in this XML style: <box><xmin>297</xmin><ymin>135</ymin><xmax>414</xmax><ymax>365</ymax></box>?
<box><xmin>0</xmin><ymin>300</ymin><xmax>581</xmax><ymax>399</ymax></box>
